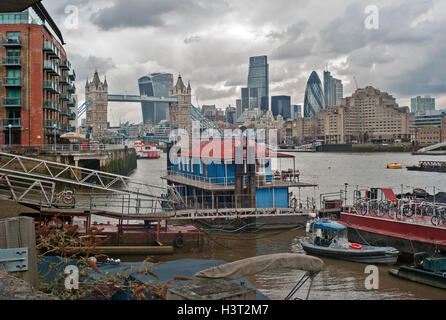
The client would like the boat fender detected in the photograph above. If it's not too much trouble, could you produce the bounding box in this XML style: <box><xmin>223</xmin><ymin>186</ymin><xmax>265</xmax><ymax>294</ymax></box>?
<box><xmin>306</xmin><ymin>222</ymin><xmax>311</xmax><ymax>233</ymax></box>
<box><xmin>349</xmin><ymin>243</ymin><xmax>362</xmax><ymax>250</ymax></box>
<box><xmin>174</xmin><ymin>234</ymin><xmax>185</xmax><ymax>248</ymax></box>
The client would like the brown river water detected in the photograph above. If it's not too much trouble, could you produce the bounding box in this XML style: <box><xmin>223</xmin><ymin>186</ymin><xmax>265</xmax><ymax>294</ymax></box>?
<box><xmin>100</xmin><ymin>152</ymin><xmax>446</xmax><ymax>300</ymax></box>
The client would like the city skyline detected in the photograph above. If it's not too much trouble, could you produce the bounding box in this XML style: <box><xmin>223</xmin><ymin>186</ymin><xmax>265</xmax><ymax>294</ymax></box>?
<box><xmin>42</xmin><ymin>0</ymin><xmax>446</xmax><ymax>125</ymax></box>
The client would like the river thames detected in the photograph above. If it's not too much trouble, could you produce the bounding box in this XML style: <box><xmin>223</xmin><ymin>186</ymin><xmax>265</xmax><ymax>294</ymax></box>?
<box><xmin>127</xmin><ymin>152</ymin><xmax>446</xmax><ymax>300</ymax></box>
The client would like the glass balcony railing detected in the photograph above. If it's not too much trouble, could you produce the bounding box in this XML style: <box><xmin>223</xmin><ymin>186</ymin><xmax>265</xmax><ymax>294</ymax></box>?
<box><xmin>67</xmin><ymin>83</ymin><xmax>76</xmax><ymax>93</ymax></box>
<box><xmin>43</xmin><ymin>100</ymin><xmax>61</xmax><ymax>112</ymax></box>
<box><xmin>2</xmin><ymin>56</ymin><xmax>21</xmax><ymax>66</ymax></box>
<box><xmin>60</xmin><ymin>92</ymin><xmax>69</xmax><ymax>101</ymax></box>
<box><xmin>2</xmin><ymin>77</ymin><xmax>21</xmax><ymax>87</ymax></box>
<box><xmin>43</xmin><ymin>60</ymin><xmax>60</xmax><ymax>75</ymax></box>
<box><xmin>1</xmin><ymin>36</ymin><xmax>21</xmax><ymax>47</ymax></box>
<box><xmin>60</xmin><ymin>60</ymin><xmax>71</xmax><ymax>70</ymax></box>
<box><xmin>59</xmin><ymin>76</ymin><xmax>70</xmax><ymax>85</ymax></box>
<box><xmin>67</xmin><ymin>97</ymin><xmax>76</xmax><ymax>106</ymax></box>
<box><xmin>43</xmin><ymin>80</ymin><xmax>60</xmax><ymax>93</ymax></box>
<box><xmin>44</xmin><ymin>119</ymin><xmax>60</xmax><ymax>129</ymax></box>
<box><xmin>43</xmin><ymin>41</ymin><xmax>61</xmax><ymax>59</ymax></box>
<box><xmin>68</xmin><ymin>70</ymin><xmax>76</xmax><ymax>81</ymax></box>
<box><xmin>1</xmin><ymin>97</ymin><xmax>21</xmax><ymax>107</ymax></box>
<box><xmin>2</xmin><ymin>118</ymin><xmax>22</xmax><ymax>129</ymax></box>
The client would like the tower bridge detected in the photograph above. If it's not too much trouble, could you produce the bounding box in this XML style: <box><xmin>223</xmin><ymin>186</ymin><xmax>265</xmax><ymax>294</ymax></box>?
<box><xmin>84</xmin><ymin>71</ymin><xmax>223</xmax><ymax>138</ymax></box>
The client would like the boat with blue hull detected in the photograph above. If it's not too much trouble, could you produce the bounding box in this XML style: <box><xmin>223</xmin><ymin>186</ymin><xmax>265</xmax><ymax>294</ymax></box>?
<box><xmin>300</xmin><ymin>220</ymin><xmax>399</xmax><ymax>264</ymax></box>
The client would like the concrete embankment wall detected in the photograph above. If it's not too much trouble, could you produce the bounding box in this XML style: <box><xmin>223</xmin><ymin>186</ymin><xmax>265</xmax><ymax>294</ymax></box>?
<box><xmin>318</xmin><ymin>144</ymin><xmax>413</xmax><ymax>153</ymax></box>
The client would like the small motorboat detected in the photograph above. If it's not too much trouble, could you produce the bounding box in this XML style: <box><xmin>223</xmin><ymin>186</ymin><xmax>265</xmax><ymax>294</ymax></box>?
<box><xmin>388</xmin><ymin>252</ymin><xmax>446</xmax><ymax>290</ymax></box>
<box><xmin>387</xmin><ymin>163</ymin><xmax>402</xmax><ymax>169</ymax></box>
<box><xmin>300</xmin><ymin>219</ymin><xmax>399</xmax><ymax>264</ymax></box>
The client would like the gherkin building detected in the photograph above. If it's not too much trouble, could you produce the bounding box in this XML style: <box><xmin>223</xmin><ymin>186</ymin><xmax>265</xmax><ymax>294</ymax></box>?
<box><xmin>303</xmin><ymin>71</ymin><xmax>325</xmax><ymax>118</ymax></box>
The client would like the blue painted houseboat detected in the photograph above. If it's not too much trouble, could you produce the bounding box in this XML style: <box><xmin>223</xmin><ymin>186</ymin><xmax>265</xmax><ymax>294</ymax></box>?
<box><xmin>163</xmin><ymin>137</ymin><xmax>317</xmax><ymax>228</ymax></box>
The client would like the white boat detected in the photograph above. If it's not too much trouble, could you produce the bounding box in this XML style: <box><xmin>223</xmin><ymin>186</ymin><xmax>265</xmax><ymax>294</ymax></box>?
<box><xmin>133</xmin><ymin>141</ymin><xmax>160</xmax><ymax>159</ymax></box>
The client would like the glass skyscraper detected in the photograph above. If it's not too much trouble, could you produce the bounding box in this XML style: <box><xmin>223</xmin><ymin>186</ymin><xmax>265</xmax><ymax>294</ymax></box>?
<box><xmin>304</xmin><ymin>71</ymin><xmax>325</xmax><ymax>118</ymax></box>
<box><xmin>242</xmin><ymin>55</ymin><xmax>269</xmax><ymax>112</ymax></box>
<box><xmin>138</xmin><ymin>73</ymin><xmax>173</xmax><ymax>124</ymax></box>
<box><xmin>411</xmin><ymin>96</ymin><xmax>435</xmax><ymax>114</ymax></box>
<box><xmin>324</xmin><ymin>71</ymin><xmax>343</xmax><ymax>107</ymax></box>
<box><xmin>271</xmin><ymin>96</ymin><xmax>291</xmax><ymax>119</ymax></box>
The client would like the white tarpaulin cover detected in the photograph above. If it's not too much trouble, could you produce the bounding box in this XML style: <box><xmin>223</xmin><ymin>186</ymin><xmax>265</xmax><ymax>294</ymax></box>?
<box><xmin>193</xmin><ymin>253</ymin><xmax>323</xmax><ymax>280</ymax></box>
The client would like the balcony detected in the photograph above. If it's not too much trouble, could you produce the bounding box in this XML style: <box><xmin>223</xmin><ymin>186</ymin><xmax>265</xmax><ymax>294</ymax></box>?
<box><xmin>43</xmin><ymin>41</ymin><xmax>60</xmax><ymax>59</ymax></box>
<box><xmin>68</xmin><ymin>112</ymin><xmax>76</xmax><ymax>121</ymax></box>
<box><xmin>1</xmin><ymin>36</ymin><xmax>21</xmax><ymax>47</ymax></box>
<box><xmin>44</xmin><ymin>119</ymin><xmax>60</xmax><ymax>130</ymax></box>
<box><xmin>68</xmin><ymin>70</ymin><xmax>76</xmax><ymax>81</ymax></box>
<box><xmin>43</xmin><ymin>80</ymin><xmax>60</xmax><ymax>94</ymax></box>
<box><xmin>43</xmin><ymin>100</ymin><xmax>61</xmax><ymax>112</ymax></box>
<box><xmin>1</xmin><ymin>97</ymin><xmax>21</xmax><ymax>107</ymax></box>
<box><xmin>61</xmin><ymin>108</ymin><xmax>70</xmax><ymax>117</ymax></box>
<box><xmin>1</xmin><ymin>56</ymin><xmax>21</xmax><ymax>67</ymax></box>
<box><xmin>2</xmin><ymin>118</ymin><xmax>22</xmax><ymax>129</ymax></box>
<box><xmin>67</xmin><ymin>97</ymin><xmax>76</xmax><ymax>106</ymax></box>
<box><xmin>59</xmin><ymin>76</ymin><xmax>70</xmax><ymax>85</ymax></box>
<box><xmin>67</xmin><ymin>83</ymin><xmax>76</xmax><ymax>93</ymax></box>
<box><xmin>60</xmin><ymin>60</ymin><xmax>71</xmax><ymax>70</ymax></box>
<box><xmin>60</xmin><ymin>92</ymin><xmax>69</xmax><ymax>101</ymax></box>
<box><xmin>2</xmin><ymin>77</ymin><xmax>21</xmax><ymax>87</ymax></box>
<box><xmin>43</xmin><ymin>60</ymin><xmax>60</xmax><ymax>75</ymax></box>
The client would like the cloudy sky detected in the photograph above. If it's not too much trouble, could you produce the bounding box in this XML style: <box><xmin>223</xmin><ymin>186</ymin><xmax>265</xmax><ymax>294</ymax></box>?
<box><xmin>42</xmin><ymin>0</ymin><xmax>446</xmax><ymax>126</ymax></box>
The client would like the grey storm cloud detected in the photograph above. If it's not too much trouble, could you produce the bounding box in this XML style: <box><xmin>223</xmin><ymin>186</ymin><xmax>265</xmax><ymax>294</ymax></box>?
<box><xmin>40</xmin><ymin>0</ymin><xmax>446</xmax><ymax>124</ymax></box>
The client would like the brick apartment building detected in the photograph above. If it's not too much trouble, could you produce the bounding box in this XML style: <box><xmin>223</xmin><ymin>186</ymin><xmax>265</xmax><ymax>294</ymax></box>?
<box><xmin>0</xmin><ymin>3</ymin><xmax>76</xmax><ymax>146</ymax></box>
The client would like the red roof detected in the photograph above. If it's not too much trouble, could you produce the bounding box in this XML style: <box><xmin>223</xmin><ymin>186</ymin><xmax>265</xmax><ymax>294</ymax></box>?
<box><xmin>178</xmin><ymin>139</ymin><xmax>293</xmax><ymax>160</ymax></box>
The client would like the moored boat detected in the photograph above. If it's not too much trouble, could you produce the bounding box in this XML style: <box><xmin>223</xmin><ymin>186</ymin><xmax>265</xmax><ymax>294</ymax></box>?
<box><xmin>134</xmin><ymin>140</ymin><xmax>161</xmax><ymax>159</ymax></box>
<box><xmin>300</xmin><ymin>219</ymin><xmax>399</xmax><ymax>264</ymax></box>
<box><xmin>387</xmin><ymin>163</ymin><xmax>402</xmax><ymax>169</ymax></box>
<box><xmin>389</xmin><ymin>253</ymin><xmax>446</xmax><ymax>290</ymax></box>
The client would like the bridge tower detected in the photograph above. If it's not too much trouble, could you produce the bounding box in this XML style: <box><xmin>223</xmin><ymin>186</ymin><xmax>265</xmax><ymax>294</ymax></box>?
<box><xmin>169</xmin><ymin>74</ymin><xmax>192</xmax><ymax>136</ymax></box>
<box><xmin>85</xmin><ymin>70</ymin><xmax>108</xmax><ymax>140</ymax></box>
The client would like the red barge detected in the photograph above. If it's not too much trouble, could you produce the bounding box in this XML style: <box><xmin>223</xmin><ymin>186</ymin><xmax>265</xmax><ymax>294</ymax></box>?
<box><xmin>338</xmin><ymin>188</ymin><xmax>446</xmax><ymax>260</ymax></box>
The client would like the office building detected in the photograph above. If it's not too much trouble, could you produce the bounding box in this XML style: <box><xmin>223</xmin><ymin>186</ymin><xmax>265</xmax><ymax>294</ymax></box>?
<box><xmin>303</xmin><ymin>71</ymin><xmax>325</xmax><ymax>118</ymax></box>
<box><xmin>411</xmin><ymin>96</ymin><xmax>435</xmax><ymax>114</ymax></box>
<box><xmin>324</xmin><ymin>70</ymin><xmax>343</xmax><ymax>107</ymax></box>
<box><xmin>138</xmin><ymin>73</ymin><xmax>173</xmax><ymax>124</ymax></box>
<box><xmin>241</xmin><ymin>55</ymin><xmax>269</xmax><ymax>112</ymax></box>
<box><xmin>271</xmin><ymin>95</ymin><xmax>291</xmax><ymax>120</ymax></box>
<box><xmin>0</xmin><ymin>3</ymin><xmax>76</xmax><ymax>146</ymax></box>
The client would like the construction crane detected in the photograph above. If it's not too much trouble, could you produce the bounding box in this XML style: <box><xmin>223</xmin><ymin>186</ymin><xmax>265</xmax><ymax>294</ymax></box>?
<box><xmin>77</xmin><ymin>100</ymin><xmax>93</xmax><ymax>117</ymax></box>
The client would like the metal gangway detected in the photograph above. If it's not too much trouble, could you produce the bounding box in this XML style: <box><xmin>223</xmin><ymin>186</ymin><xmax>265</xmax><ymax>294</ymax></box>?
<box><xmin>0</xmin><ymin>151</ymin><xmax>184</xmax><ymax>217</ymax></box>
<box><xmin>417</xmin><ymin>141</ymin><xmax>446</xmax><ymax>154</ymax></box>
<box><xmin>295</xmin><ymin>142</ymin><xmax>322</xmax><ymax>152</ymax></box>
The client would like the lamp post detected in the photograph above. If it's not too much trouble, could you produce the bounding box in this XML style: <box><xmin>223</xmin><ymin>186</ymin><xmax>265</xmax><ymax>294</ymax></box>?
<box><xmin>53</xmin><ymin>123</ymin><xmax>57</xmax><ymax>151</ymax></box>
<box><xmin>344</xmin><ymin>183</ymin><xmax>348</xmax><ymax>205</ymax></box>
<box><xmin>8</xmin><ymin>124</ymin><xmax>12</xmax><ymax>146</ymax></box>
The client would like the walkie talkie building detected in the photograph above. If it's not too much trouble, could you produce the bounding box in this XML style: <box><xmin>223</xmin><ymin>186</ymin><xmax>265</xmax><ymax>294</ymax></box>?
<box><xmin>138</xmin><ymin>73</ymin><xmax>173</xmax><ymax>124</ymax></box>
